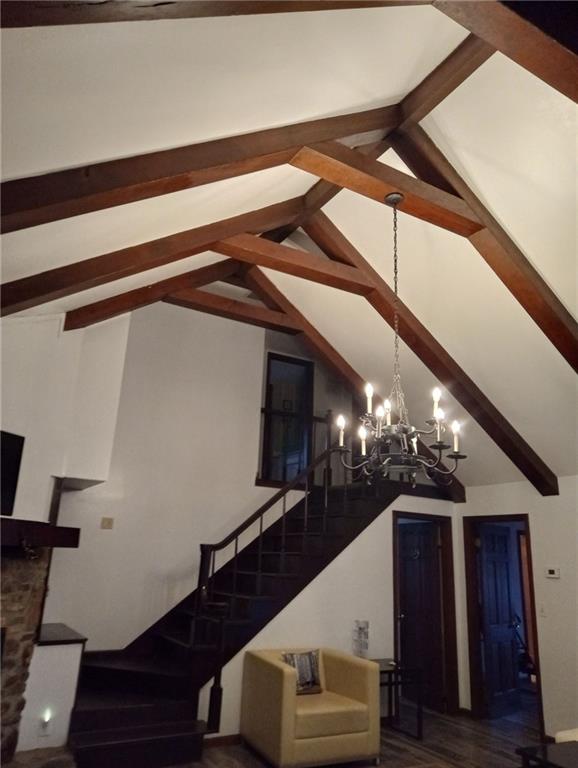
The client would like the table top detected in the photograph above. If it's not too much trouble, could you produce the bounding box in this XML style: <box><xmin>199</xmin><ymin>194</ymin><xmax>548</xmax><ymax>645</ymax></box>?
<box><xmin>516</xmin><ymin>742</ymin><xmax>578</xmax><ymax>768</ymax></box>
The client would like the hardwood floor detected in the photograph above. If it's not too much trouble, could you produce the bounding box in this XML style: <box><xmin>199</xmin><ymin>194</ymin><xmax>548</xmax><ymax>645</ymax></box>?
<box><xmin>197</xmin><ymin>708</ymin><xmax>541</xmax><ymax>768</ymax></box>
<box><xmin>12</xmin><ymin>706</ymin><xmax>541</xmax><ymax>768</ymax></box>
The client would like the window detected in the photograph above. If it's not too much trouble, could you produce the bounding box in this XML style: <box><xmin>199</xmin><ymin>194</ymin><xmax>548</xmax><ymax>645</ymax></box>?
<box><xmin>260</xmin><ymin>354</ymin><xmax>314</xmax><ymax>483</ymax></box>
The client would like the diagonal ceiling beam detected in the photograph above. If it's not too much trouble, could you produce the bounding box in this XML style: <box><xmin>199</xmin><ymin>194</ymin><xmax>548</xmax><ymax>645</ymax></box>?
<box><xmin>213</xmin><ymin>233</ymin><xmax>375</xmax><ymax>295</ymax></box>
<box><xmin>302</xmin><ymin>210</ymin><xmax>559</xmax><ymax>497</ymax></box>
<box><xmin>389</xmin><ymin>124</ymin><xmax>578</xmax><ymax>374</ymax></box>
<box><xmin>63</xmin><ymin>258</ymin><xmax>240</xmax><ymax>331</ymax></box>
<box><xmin>290</xmin><ymin>141</ymin><xmax>483</xmax><ymax>236</ymax></box>
<box><xmin>1</xmin><ymin>105</ymin><xmax>400</xmax><ymax>233</ymax></box>
<box><xmin>1</xmin><ymin>197</ymin><xmax>302</xmax><ymax>316</ymax></box>
<box><xmin>1</xmin><ymin>1</ymin><xmax>431</xmax><ymax>27</ymax></box>
<box><xmin>433</xmin><ymin>1</ymin><xmax>578</xmax><ymax>103</ymax></box>
<box><xmin>267</xmin><ymin>33</ymin><xmax>494</xmax><ymax>241</ymax></box>
<box><xmin>164</xmin><ymin>287</ymin><xmax>302</xmax><ymax>334</ymax></box>
<box><xmin>243</xmin><ymin>263</ymin><xmax>466</xmax><ymax>503</ymax></box>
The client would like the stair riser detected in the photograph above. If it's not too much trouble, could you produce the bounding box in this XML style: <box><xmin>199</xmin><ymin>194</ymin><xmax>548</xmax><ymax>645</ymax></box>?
<box><xmin>73</xmin><ymin>732</ymin><xmax>203</xmax><ymax>768</ymax></box>
<box><xmin>71</xmin><ymin>704</ymin><xmax>197</xmax><ymax>733</ymax></box>
<box><xmin>81</xmin><ymin>666</ymin><xmax>192</xmax><ymax>700</ymax></box>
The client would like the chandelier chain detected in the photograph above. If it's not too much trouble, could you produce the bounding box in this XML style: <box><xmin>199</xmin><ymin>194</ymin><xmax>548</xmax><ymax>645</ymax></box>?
<box><xmin>390</xmin><ymin>202</ymin><xmax>409</xmax><ymax>425</ymax></box>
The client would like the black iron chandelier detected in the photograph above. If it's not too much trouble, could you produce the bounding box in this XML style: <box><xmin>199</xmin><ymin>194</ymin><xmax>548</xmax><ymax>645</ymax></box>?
<box><xmin>336</xmin><ymin>192</ymin><xmax>467</xmax><ymax>485</ymax></box>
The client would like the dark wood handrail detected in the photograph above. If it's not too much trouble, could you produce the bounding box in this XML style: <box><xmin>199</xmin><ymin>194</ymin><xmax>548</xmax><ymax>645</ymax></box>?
<box><xmin>203</xmin><ymin>446</ymin><xmax>333</xmax><ymax>554</ymax></box>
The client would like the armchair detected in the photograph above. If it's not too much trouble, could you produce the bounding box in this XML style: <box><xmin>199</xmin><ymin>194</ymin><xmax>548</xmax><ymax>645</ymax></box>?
<box><xmin>240</xmin><ymin>648</ymin><xmax>380</xmax><ymax>768</ymax></box>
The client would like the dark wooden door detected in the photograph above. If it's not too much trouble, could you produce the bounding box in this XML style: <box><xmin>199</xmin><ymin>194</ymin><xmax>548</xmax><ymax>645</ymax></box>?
<box><xmin>479</xmin><ymin>523</ymin><xmax>520</xmax><ymax>717</ymax></box>
<box><xmin>398</xmin><ymin>521</ymin><xmax>445</xmax><ymax>711</ymax></box>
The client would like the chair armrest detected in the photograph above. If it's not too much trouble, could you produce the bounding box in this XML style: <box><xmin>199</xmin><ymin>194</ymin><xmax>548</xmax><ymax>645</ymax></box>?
<box><xmin>323</xmin><ymin>649</ymin><xmax>379</xmax><ymax>705</ymax></box>
<box><xmin>241</xmin><ymin>651</ymin><xmax>297</xmax><ymax>766</ymax></box>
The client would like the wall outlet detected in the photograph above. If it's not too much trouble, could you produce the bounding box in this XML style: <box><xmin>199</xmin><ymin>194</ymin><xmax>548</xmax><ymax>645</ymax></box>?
<box><xmin>545</xmin><ymin>566</ymin><xmax>560</xmax><ymax>579</ymax></box>
<box><xmin>100</xmin><ymin>517</ymin><xmax>114</xmax><ymax>530</ymax></box>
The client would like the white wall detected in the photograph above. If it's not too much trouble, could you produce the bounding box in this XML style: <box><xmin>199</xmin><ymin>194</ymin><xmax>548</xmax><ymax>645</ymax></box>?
<box><xmin>16</xmin><ymin>642</ymin><xmax>83</xmax><ymax>751</ymax></box>
<box><xmin>44</xmin><ymin>304</ymin><xmax>302</xmax><ymax>649</ymax></box>
<box><xmin>1</xmin><ymin>314</ymin><xmax>130</xmax><ymax>521</ymax></box>
<box><xmin>200</xmin><ymin>494</ymin><xmax>453</xmax><ymax>736</ymax></box>
<box><xmin>454</xmin><ymin>475</ymin><xmax>578</xmax><ymax>736</ymax></box>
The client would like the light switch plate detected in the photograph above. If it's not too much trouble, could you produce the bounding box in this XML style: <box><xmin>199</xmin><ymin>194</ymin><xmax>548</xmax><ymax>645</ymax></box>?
<box><xmin>545</xmin><ymin>566</ymin><xmax>560</xmax><ymax>579</ymax></box>
<box><xmin>100</xmin><ymin>517</ymin><xmax>114</xmax><ymax>530</ymax></box>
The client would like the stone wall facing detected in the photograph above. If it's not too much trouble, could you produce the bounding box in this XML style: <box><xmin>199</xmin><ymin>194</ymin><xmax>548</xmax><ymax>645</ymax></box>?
<box><xmin>1</xmin><ymin>549</ymin><xmax>50</xmax><ymax>763</ymax></box>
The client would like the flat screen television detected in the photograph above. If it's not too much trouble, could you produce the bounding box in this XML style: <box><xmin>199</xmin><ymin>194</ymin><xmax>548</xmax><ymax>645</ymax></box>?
<box><xmin>1</xmin><ymin>431</ymin><xmax>25</xmax><ymax>516</ymax></box>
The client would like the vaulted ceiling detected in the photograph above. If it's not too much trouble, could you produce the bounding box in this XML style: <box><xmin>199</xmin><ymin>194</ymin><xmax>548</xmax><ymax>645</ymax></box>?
<box><xmin>1</xmin><ymin>1</ymin><xmax>577</xmax><ymax>499</ymax></box>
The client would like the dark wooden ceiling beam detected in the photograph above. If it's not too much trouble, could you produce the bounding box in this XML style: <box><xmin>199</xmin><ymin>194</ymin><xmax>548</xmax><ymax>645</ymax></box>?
<box><xmin>1</xmin><ymin>105</ymin><xmax>400</xmax><ymax>233</ymax></box>
<box><xmin>1</xmin><ymin>197</ymin><xmax>302</xmax><ymax>316</ymax></box>
<box><xmin>433</xmin><ymin>1</ymin><xmax>578</xmax><ymax>103</ymax></box>
<box><xmin>266</xmin><ymin>33</ymin><xmax>494</xmax><ymax>240</ymax></box>
<box><xmin>213</xmin><ymin>233</ymin><xmax>375</xmax><ymax>295</ymax></box>
<box><xmin>63</xmin><ymin>258</ymin><xmax>240</xmax><ymax>330</ymax></box>
<box><xmin>303</xmin><ymin>210</ymin><xmax>559</xmax><ymax>497</ymax></box>
<box><xmin>1</xmin><ymin>1</ymin><xmax>431</xmax><ymax>27</ymax></box>
<box><xmin>290</xmin><ymin>141</ymin><xmax>483</xmax><ymax>236</ymax></box>
<box><xmin>164</xmin><ymin>287</ymin><xmax>301</xmax><ymax>334</ymax></box>
<box><xmin>243</xmin><ymin>263</ymin><xmax>466</xmax><ymax>503</ymax></box>
<box><xmin>389</xmin><ymin>124</ymin><xmax>578</xmax><ymax>374</ymax></box>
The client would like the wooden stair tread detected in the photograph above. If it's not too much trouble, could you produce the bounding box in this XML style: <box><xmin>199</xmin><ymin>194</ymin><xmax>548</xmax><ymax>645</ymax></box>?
<box><xmin>83</xmin><ymin>654</ymin><xmax>186</xmax><ymax>678</ymax></box>
<box><xmin>74</xmin><ymin>690</ymin><xmax>187</xmax><ymax>711</ymax></box>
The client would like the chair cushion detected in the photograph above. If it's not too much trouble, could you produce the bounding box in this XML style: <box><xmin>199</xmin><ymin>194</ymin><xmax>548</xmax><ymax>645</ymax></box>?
<box><xmin>295</xmin><ymin>690</ymin><xmax>369</xmax><ymax>739</ymax></box>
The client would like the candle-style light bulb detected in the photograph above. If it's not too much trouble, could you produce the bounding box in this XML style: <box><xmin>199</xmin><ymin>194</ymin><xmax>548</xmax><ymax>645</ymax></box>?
<box><xmin>432</xmin><ymin>387</ymin><xmax>442</xmax><ymax>417</ymax></box>
<box><xmin>375</xmin><ymin>404</ymin><xmax>385</xmax><ymax>438</ymax></box>
<box><xmin>435</xmin><ymin>407</ymin><xmax>445</xmax><ymax>442</ymax></box>
<box><xmin>384</xmin><ymin>399</ymin><xmax>392</xmax><ymax>426</ymax></box>
<box><xmin>451</xmin><ymin>420</ymin><xmax>460</xmax><ymax>453</ymax></box>
<box><xmin>358</xmin><ymin>426</ymin><xmax>367</xmax><ymax>456</ymax></box>
<box><xmin>336</xmin><ymin>414</ymin><xmax>346</xmax><ymax>447</ymax></box>
<box><xmin>364</xmin><ymin>383</ymin><xmax>374</xmax><ymax>415</ymax></box>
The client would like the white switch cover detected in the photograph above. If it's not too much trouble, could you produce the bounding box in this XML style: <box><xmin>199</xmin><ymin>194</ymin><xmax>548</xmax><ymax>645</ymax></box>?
<box><xmin>545</xmin><ymin>567</ymin><xmax>560</xmax><ymax>579</ymax></box>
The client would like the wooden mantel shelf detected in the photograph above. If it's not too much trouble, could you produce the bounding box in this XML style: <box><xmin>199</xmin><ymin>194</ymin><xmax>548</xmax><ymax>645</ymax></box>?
<box><xmin>1</xmin><ymin>517</ymin><xmax>80</xmax><ymax>549</ymax></box>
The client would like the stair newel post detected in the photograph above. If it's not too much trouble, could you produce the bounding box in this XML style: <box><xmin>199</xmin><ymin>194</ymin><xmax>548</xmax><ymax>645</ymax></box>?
<box><xmin>193</xmin><ymin>544</ymin><xmax>212</xmax><ymax>646</ymax></box>
<box><xmin>209</xmin><ymin>549</ymin><xmax>216</xmax><ymax>601</ymax></box>
<box><xmin>207</xmin><ymin>610</ymin><xmax>226</xmax><ymax>734</ymax></box>
<box><xmin>323</xmin><ymin>410</ymin><xmax>332</xmax><ymax>534</ymax></box>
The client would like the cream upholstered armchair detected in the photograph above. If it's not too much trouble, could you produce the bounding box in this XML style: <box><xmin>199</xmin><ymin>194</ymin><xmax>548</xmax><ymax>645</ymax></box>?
<box><xmin>240</xmin><ymin>648</ymin><xmax>380</xmax><ymax>768</ymax></box>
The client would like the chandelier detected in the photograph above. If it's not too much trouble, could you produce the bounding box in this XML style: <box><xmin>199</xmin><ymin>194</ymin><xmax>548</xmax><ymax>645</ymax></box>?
<box><xmin>336</xmin><ymin>192</ymin><xmax>467</xmax><ymax>486</ymax></box>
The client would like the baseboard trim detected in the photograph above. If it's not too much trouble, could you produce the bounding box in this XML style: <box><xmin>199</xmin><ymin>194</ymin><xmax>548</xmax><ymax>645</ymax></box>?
<box><xmin>205</xmin><ymin>734</ymin><xmax>242</xmax><ymax>748</ymax></box>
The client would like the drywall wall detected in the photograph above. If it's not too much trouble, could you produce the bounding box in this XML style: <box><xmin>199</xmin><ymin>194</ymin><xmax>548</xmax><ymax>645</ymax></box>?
<box><xmin>16</xmin><ymin>642</ymin><xmax>83</xmax><ymax>751</ymax></box>
<box><xmin>44</xmin><ymin>304</ymin><xmax>299</xmax><ymax>648</ymax></box>
<box><xmin>1</xmin><ymin>314</ymin><xmax>130</xmax><ymax>521</ymax></box>
<box><xmin>1</xmin><ymin>316</ymin><xmax>82</xmax><ymax>521</ymax></box>
<box><xmin>64</xmin><ymin>315</ymin><xmax>131</xmax><ymax>482</ymax></box>
<box><xmin>199</xmin><ymin>494</ymin><xmax>454</xmax><ymax>736</ymax></box>
<box><xmin>454</xmin><ymin>475</ymin><xmax>578</xmax><ymax>736</ymax></box>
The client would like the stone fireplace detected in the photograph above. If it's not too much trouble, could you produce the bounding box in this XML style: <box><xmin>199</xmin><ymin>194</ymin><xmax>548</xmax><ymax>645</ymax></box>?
<box><xmin>1</xmin><ymin>548</ymin><xmax>51</xmax><ymax>762</ymax></box>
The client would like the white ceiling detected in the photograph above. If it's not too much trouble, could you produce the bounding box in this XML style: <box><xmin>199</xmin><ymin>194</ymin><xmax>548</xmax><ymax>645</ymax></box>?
<box><xmin>1</xmin><ymin>6</ymin><xmax>576</xmax><ymax>489</ymax></box>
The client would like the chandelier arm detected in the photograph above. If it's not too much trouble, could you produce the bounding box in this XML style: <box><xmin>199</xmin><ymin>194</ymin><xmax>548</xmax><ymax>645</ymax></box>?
<box><xmin>338</xmin><ymin>451</ymin><xmax>370</xmax><ymax>472</ymax></box>
<box><xmin>414</xmin><ymin>426</ymin><xmax>437</xmax><ymax>437</ymax></box>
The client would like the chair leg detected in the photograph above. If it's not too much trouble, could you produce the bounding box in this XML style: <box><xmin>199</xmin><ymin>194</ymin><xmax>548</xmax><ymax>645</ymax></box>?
<box><xmin>374</xmin><ymin>758</ymin><xmax>381</xmax><ymax>765</ymax></box>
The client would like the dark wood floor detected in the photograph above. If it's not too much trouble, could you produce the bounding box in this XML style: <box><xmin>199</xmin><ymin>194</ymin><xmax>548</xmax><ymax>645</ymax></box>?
<box><xmin>196</xmin><ymin>706</ymin><xmax>541</xmax><ymax>768</ymax></box>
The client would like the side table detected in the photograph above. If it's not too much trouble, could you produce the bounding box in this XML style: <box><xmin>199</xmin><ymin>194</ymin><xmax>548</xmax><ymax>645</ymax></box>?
<box><xmin>372</xmin><ymin>657</ymin><xmax>423</xmax><ymax>740</ymax></box>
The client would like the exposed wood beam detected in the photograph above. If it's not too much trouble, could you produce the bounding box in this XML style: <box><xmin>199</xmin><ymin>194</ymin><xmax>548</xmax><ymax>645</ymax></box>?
<box><xmin>164</xmin><ymin>287</ymin><xmax>301</xmax><ymax>334</ymax></box>
<box><xmin>265</xmin><ymin>33</ymin><xmax>494</xmax><ymax>240</ymax></box>
<box><xmin>1</xmin><ymin>105</ymin><xmax>400</xmax><ymax>233</ymax></box>
<box><xmin>1</xmin><ymin>197</ymin><xmax>302</xmax><ymax>316</ymax></box>
<box><xmin>389</xmin><ymin>124</ymin><xmax>578</xmax><ymax>374</ymax></box>
<box><xmin>303</xmin><ymin>210</ymin><xmax>559</xmax><ymax>497</ymax></box>
<box><xmin>63</xmin><ymin>258</ymin><xmax>240</xmax><ymax>330</ymax></box>
<box><xmin>1</xmin><ymin>1</ymin><xmax>431</xmax><ymax>27</ymax></box>
<box><xmin>243</xmin><ymin>264</ymin><xmax>466</xmax><ymax>503</ymax></box>
<box><xmin>433</xmin><ymin>1</ymin><xmax>578</xmax><ymax>103</ymax></box>
<box><xmin>398</xmin><ymin>33</ymin><xmax>494</xmax><ymax>129</ymax></box>
<box><xmin>290</xmin><ymin>141</ymin><xmax>483</xmax><ymax>236</ymax></box>
<box><xmin>213</xmin><ymin>233</ymin><xmax>375</xmax><ymax>295</ymax></box>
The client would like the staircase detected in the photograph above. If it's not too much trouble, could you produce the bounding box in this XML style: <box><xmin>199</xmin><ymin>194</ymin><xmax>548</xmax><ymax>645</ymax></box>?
<box><xmin>69</xmin><ymin>447</ymin><xmax>451</xmax><ymax>767</ymax></box>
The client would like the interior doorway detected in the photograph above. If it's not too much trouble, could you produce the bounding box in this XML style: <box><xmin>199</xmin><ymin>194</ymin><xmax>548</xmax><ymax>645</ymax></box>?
<box><xmin>393</xmin><ymin>511</ymin><xmax>459</xmax><ymax>714</ymax></box>
<box><xmin>463</xmin><ymin>514</ymin><xmax>544</xmax><ymax>736</ymax></box>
